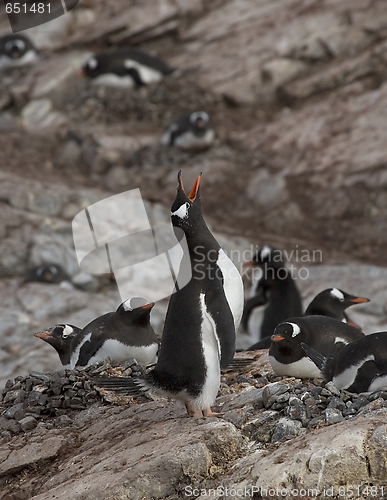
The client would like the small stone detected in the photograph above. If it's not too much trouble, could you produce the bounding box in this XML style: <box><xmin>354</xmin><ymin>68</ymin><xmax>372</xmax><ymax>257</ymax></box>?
<box><xmin>327</xmin><ymin>397</ymin><xmax>346</xmax><ymax>411</ymax></box>
<box><xmin>1</xmin><ymin>431</ymin><xmax>12</xmax><ymax>442</ymax></box>
<box><xmin>262</xmin><ymin>384</ymin><xmax>290</xmax><ymax>408</ymax></box>
<box><xmin>28</xmin><ymin>391</ymin><xmax>42</xmax><ymax>404</ymax></box>
<box><xmin>325</xmin><ymin>381</ymin><xmax>341</xmax><ymax>396</ymax></box>
<box><xmin>19</xmin><ymin>416</ymin><xmax>38</xmax><ymax>432</ymax></box>
<box><xmin>55</xmin><ymin>415</ymin><xmax>73</xmax><ymax>426</ymax></box>
<box><xmin>5</xmin><ymin>403</ymin><xmax>25</xmax><ymax>419</ymax></box>
<box><xmin>324</xmin><ymin>408</ymin><xmax>344</xmax><ymax>425</ymax></box>
<box><xmin>358</xmin><ymin>398</ymin><xmax>385</xmax><ymax>415</ymax></box>
<box><xmin>30</xmin><ymin>372</ymin><xmax>51</xmax><ymax>382</ymax></box>
<box><xmin>271</xmin><ymin>417</ymin><xmax>302</xmax><ymax>443</ymax></box>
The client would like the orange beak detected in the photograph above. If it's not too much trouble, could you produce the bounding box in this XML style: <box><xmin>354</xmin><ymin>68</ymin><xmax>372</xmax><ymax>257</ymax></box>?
<box><xmin>141</xmin><ymin>302</ymin><xmax>155</xmax><ymax>310</ymax></box>
<box><xmin>350</xmin><ymin>297</ymin><xmax>369</xmax><ymax>304</ymax></box>
<box><xmin>188</xmin><ymin>175</ymin><xmax>201</xmax><ymax>202</ymax></box>
<box><xmin>271</xmin><ymin>335</ymin><xmax>285</xmax><ymax>342</ymax></box>
<box><xmin>34</xmin><ymin>332</ymin><xmax>51</xmax><ymax>339</ymax></box>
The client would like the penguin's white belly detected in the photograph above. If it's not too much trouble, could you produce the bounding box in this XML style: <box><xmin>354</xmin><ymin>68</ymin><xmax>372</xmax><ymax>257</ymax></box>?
<box><xmin>216</xmin><ymin>249</ymin><xmax>244</xmax><ymax>330</ymax></box>
<box><xmin>87</xmin><ymin>340</ymin><xmax>158</xmax><ymax>366</ymax></box>
<box><xmin>174</xmin><ymin>129</ymin><xmax>215</xmax><ymax>151</ymax></box>
<box><xmin>92</xmin><ymin>73</ymin><xmax>135</xmax><ymax>88</ymax></box>
<box><xmin>269</xmin><ymin>355</ymin><xmax>322</xmax><ymax>378</ymax></box>
<box><xmin>0</xmin><ymin>50</ymin><xmax>39</xmax><ymax>70</ymax></box>
<box><xmin>189</xmin><ymin>293</ymin><xmax>221</xmax><ymax>410</ymax></box>
<box><xmin>333</xmin><ymin>354</ymin><xmax>375</xmax><ymax>390</ymax></box>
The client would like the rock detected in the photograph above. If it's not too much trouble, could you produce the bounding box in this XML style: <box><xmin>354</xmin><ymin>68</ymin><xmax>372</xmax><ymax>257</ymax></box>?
<box><xmin>21</xmin><ymin>99</ymin><xmax>67</xmax><ymax>132</ymax></box>
<box><xmin>71</xmin><ymin>272</ymin><xmax>99</xmax><ymax>292</ymax></box>
<box><xmin>5</xmin><ymin>403</ymin><xmax>25</xmax><ymax>419</ymax></box>
<box><xmin>324</xmin><ymin>408</ymin><xmax>344</xmax><ymax>425</ymax></box>
<box><xmin>19</xmin><ymin>416</ymin><xmax>38</xmax><ymax>432</ymax></box>
<box><xmin>0</xmin><ymin>435</ymin><xmax>65</xmax><ymax>476</ymax></box>
<box><xmin>325</xmin><ymin>381</ymin><xmax>341</xmax><ymax>396</ymax></box>
<box><xmin>0</xmin><ymin>112</ymin><xmax>19</xmax><ymax>133</ymax></box>
<box><xmin>271</xmin><ymin>417</ymin><xmax>302</xmax><ymax>443</ymax></box>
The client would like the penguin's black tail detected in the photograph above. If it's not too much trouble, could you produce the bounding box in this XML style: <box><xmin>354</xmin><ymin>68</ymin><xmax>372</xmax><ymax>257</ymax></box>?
<box><xmin>90</xmin><ymin>376</ymin><xmax>147</xmax><ymax>396</ymax></box>
<box><xmin>300</xmin><ymin>342</ymin><xmax>326</xmax><ymax>371</ymax></box>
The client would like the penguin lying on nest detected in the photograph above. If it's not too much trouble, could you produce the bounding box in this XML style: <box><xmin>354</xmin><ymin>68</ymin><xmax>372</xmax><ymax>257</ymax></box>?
<box><xmin>92</xmin><ymin>171</ymin><xmax>245</xmax><ymax>417</ymax></box>
<box><xmin>301</xmin><ymin>331</ymin><xmax>387</xmax><ymax>393</ymax></box>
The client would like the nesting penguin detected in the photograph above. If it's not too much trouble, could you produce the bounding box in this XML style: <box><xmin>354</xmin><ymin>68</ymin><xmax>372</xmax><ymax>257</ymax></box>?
<box><xmin>269</xmin><ymin>315</ymin><xmax>365</xmax><ymax>378</ymax></box>
<box><xmin>0</xmin><ymin>34</ymin><xmax>39</xmax><ymax>70</ymax></box>
<box><xmin>34</xmin><ymin>324</ymin><xmax>81</xmax><ymax>368</ymax></box>
<box><xmin>79</xmin><ymin>49</ymin><xmax>174</xmax><ymax>88</ymax></box>
<box><xmin>161</xmin><ymin>112</ymin><xmax>215</xmax><ymax>151</ymax></box>
<box><xmin>25</xmin><ymin>264</ymin><xmax>70</xmax><ymax>285</ymax></box>
<box><xmin>242</xmin><ymin>245</ymin><xmax>302</xmax><ymax>350</ymax></box>
<box><xmin>301</xmin><ymin>332</ymin><xmax>387</xmax><ymax>393</ymax></box>
<box><xmin>93</xmin><ymin>171</ymin><xmax>244</xmax><ymax>417</ymax></box>
<box><xmin>304</xmin><ymin>287</ymin><xmax>369</xmax><ymax>328</ymax></box>
<box><xmin>70</xmin><ymin>297</ymin><xmax>159</xmax><ymax>368</ymax></box>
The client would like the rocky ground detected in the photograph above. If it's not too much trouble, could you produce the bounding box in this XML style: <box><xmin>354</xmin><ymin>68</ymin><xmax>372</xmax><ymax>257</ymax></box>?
<box><xmin>1</xmin><ymin>0</ymin><xmax>387</xmax><ymax>498</ymax></box>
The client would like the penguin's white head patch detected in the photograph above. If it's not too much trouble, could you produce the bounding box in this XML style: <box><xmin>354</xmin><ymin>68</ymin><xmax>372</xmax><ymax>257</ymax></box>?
<box><xmin>62</xmin><ymin>325</ymin><xmax>74</xmax><ymax>338</ymax></box>
<box><xmin>171</xmin><ymin>202</ymin><xmax>189</xmax><ymax>219</ymax></box>
<box><xmin>330</xmin><ymin>288</ymin><xmax>345</xmax><ymax>301</ymax></box>
<box><xmin>190</xmin><ymin>111</ymin><xmax>209</xmax><ymax>124</ymax></box>
<box><xmin>260</xmin><ymin>245</ymin><xmax>272</xmax><ymax>260</ymax></box>
<box><xmin>289</xmin><ymin>322</ymin><xmax>301</xmax><ymax>337</ymax></box>
<box><xmin>123</xmin><ymin>297</ymin><xmax>148</xmax><ymax>311</ymax></box>
<box><xmin>87</xmin><ymin>57</ymin><xmax>98</xmax><ymax>70</ymax></box>
<box><xmin>5</xmin><ymin>39</ymin><xmax>26</xmax><ymax>54</ymax></box>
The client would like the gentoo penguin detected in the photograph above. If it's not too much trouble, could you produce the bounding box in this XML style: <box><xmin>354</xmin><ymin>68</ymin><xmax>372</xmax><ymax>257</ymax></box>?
<box><xmin>242</xmin><ymin>245</ymin><xmax>302</xmax><ymax>350</ymax></box>
<box><xmin>161</xmin><ymin>112</ymin><xmax>215</xmax><ymax>151</ymax></box>
<box><xmin>93</xmin><ymin>171</ymin><xmax>244</xmax><ymax>417</ymax></box>
<box><xmin>301</xmin><ymin>332</ymin><xmax>387</xmax><ymax>393</ymax></box>
<box><xmin>34</xmin><ymin>324</ymin><xmax>81</xmax><ymax>368</ymax></box>
<box><xmin>71</xmin><ymin>297</ymin><xmax>159</xmax><ymax>368</ymax></box>
<box><xmin>0</xmin><ymin>34</ymin><xmax>39</xmax><ymax>71</ymax></box>
<box><xmin>25</xmin><ymin>264</ymin><xmax>70</xmax><ymax>285</ymax></box>
<box><xmin>269</xmin><ymin>315</ymin><xmax>365</xmax><ymax>378</ymax></box>
<box><xmin>79</xmin><ymin>49</ymin><xmax>174</xmax><ymax>88</ymax></box>
<box><xmin>304</xmin><ymin>287</ymin><xmax>369</xmax><ymax>328</ymax></box>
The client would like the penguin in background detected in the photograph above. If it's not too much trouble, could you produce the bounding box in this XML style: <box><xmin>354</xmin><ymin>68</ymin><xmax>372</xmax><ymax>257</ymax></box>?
<box><xmin>161</xmin><ymin>112</ymin><xmax>215</xmax><ymax>151</ymax></box>
<box><xmin>0</xmin><ymin>34</ymin><xmax>39</xmax><ymax>70</ymax></box>
<box><xmin>301</xmin><ymin>332</ymin><xmax>387</xmax><ymax>393</ymax></box>
<box><xmin>241</xmin><ymin>245</ymin><xmax>303</xmax><ymax>350</ymax></box>
<box><xmin>78</xmin><ymin>49</ymin><xmax>174</xmax><ymax>88</ymax></box>
<box><xmin>93</xmin><ymin>171</ymin><xmax>244</xmax><ymax>417</ymax></box>
<box><xmin>268</xmin><ymin>315</ymin><xmax>365</xmax><ymax>378</ymax></box>
<box><xmin>25</xmin><ymin>264</ymin><xmax>71</xmax><ymax>285</ymax></box>
<box><xmin>304</xmin><ymin>287</ymin><xmax>369</xmax><ymax>329</ymax></box>
<box><xmin>34</xmin><ymin>324</ymin><xmax>81</xmax><ymax>368</ymax></box>
<box><xmin>71</xmin><ymin>297</ymin><xmax>159</xmax><ymax>368</ymax></box>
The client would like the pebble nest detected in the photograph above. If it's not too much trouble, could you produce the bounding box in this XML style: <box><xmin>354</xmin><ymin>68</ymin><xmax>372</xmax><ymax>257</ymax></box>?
<box><xmin>1</xmin><ymin>359</ymin><xmax>387</xmax><ymax>445</ymax></box>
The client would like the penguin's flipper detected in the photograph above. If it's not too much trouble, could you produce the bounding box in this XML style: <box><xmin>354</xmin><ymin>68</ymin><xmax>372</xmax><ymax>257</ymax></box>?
<box><xmin>76</xmin><ymin>336</ymin><xmax>105</xmax><ymax>367</ymax></box>
<box><xmin>204</xmin><ymin>289</ymin><xmax>236</xmax><ymax>369</ymax></box>
<box><xmin>90</xmin><ymin>376</ymin><xmax>144</xmax><ymax>395</ymax></box>
<box><xmin>300</xmin><ymin>342</ymin><xmax>327</xmax><ymax>371</ymax></box>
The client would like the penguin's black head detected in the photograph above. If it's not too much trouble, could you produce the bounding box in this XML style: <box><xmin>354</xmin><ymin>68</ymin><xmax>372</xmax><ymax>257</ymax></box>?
<box><xmin>79</xmin><ymin>55</ymin><xmax>101</xmax><ymax>78</ymax></box>
<box><xmin>328</xmin><ymin>288</ymin><xmax>369</xmax><ymax>307</ymax></box>
<box><xmin>190</xmin><ymin>111</ymin><xmax>210</xmax><ymax>132</ymax></box>
<box><xmin>306</xmin><ymin>288</ymin><xmax>369</xmax><ymax>321</ymax></box>
<box><xmin>271</xmin><ymin>321</ymin><xmax>303</xmax><ymax>346</ymax></box>
<box><xmin>118</xmin><ymin>297</ymin><xmax>154</xmax><ymax>325</ymax></box>
<box><xmin>34</xmin><ymin>324</ymin><xmax>79</xmax><ymax>349</ymax></box>
<box><xmin>171</xmin><ymin>170</ymin><xmax>203</xmax><ymax>233</ymax></box>
<box><xmin>2</xmin><ymin>35</ymin><xmax>31</xmax><ymax>59</ymax></box>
